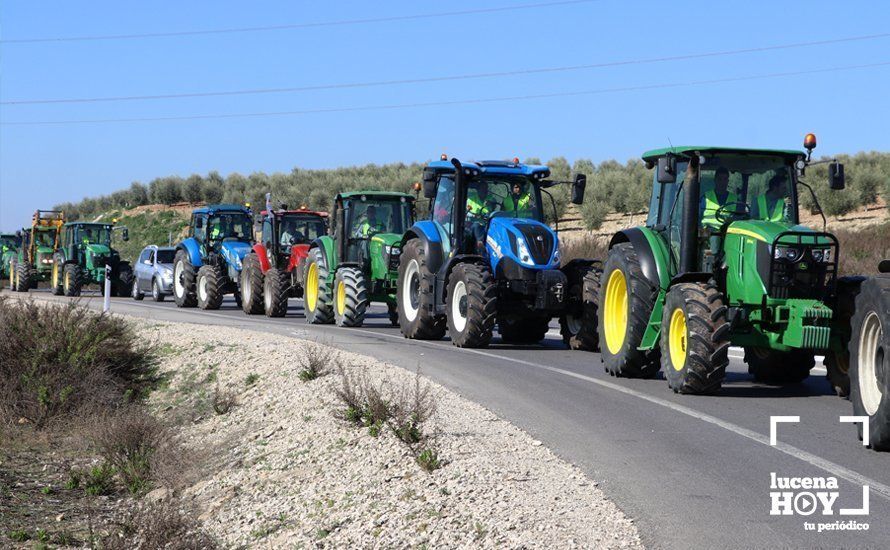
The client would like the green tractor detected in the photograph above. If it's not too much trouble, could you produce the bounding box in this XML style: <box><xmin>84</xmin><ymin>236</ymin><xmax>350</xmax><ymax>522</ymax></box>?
<box><xmin>302</xmin><ymin>191</ymin><xmax>414</xmax><ymax>327</ymax></box>
<box><xmin>51</xmin><ymin>221</ymin><xmax>134</xmax><ymax>297</ymax></box>
<box><xmin>9</xmin><ymin>210</ymin><xmax>65</xmax><ymax>292</ymax></box>
<box><xmin>1</xmin><ymin>232</ymin><xmax>23</xmax><ymax>281</ymax></box>
<box><xmin>589</xmin><ymin>134</ymin><xmax>853</xmax><ymax>394</ymax></box>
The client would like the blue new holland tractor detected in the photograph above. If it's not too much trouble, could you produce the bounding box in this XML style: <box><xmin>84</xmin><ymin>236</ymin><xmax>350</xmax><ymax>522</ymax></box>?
<box><xmin>173</xmin><ymin>204</ymin><xmax>254</xmax><ymax>309</ymax></box>
<box><xmin>396</xmin><ymin>156</ymin><xmax>590</xmax><ymax>348</ymax></box>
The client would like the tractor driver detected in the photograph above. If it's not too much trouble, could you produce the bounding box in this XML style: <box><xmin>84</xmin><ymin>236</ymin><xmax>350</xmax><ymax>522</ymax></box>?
<box><xmin>701</xmin><ymin>167</ymin><xmax>738</xmax><ymax>229</ymax></box>
<box><xmin>209</xmin><ymin>217</ymin><xmax>233</xmax><ymax>241</ymax></box>
<box><xmin>357</xmin><ymin>206</ymin><xmax>387</xmax><ymax>238</ymax></box>
<box><xmin>466</xmin><ymin>180</ymin><xmax>499</xmax><ymax>250</ymax></box>
<box><xmin>503</xmin><ymin>181</ymin><xmax>533</xmax><ymax>218</ymax></box>
<box><xmin>81</xmin><ymin>227</ymin><xmax>94</xmax><ymax>245</ymax></box>
<box><xmin>755</xmin><ymin>171</ymin><xmax>789</xmax><ymax>222</ymax></box>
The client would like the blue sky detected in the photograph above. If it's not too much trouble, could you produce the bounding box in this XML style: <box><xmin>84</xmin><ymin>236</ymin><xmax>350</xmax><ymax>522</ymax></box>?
<box><xmin>1</xmin><ymin>0</ymin><xmax>889</xmax><ymax>230</ymax></box>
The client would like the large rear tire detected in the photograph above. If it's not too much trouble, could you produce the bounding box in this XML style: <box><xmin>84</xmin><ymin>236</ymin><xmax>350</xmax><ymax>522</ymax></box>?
<box><xmin>825</xmin><ymin>276</ymin><xmax>865</xmax><ymax>397</ymax></box>
<box><xmin>63</xmin><ymin>263</ymin><xmax>83</xmax><ymax>297</ymax></box>
<box><xmin>660</xmin><ymin>282</ymin><xmax>730</xmax><ymax>394</ymax></box>
<box><xmin>397</xmin><ymin>239</ymin><xmax>445</xmax><ymax>340</ymax></box>
<box><xmin>114</xmin><ymin>263</ymin><xmax>134</xmax><ymax>298</ymax></box>
<box><xmin>263</xmin><ymin>267</ymin><xmax>290</xmax><ymax>318</ymax></box>
<box><xmin>849</xmin><ymin>276</ymin><xmax>890</xmax><ymax>451</ymax></box>
<box><xmin>173</xmin><ymin>249</ymin><xmax>197</xmax><ymax>308</ymax></box>
<box><xmin>447</xmin><ymin>263</ymin><xmax>497</xmax><ymax>348</ymax></box>
<box><xmin>303</xmin><ymin>248</ymin><xmax>334</xmax><ymax>324</ymax></box>
<box><xmin>333</xmin><ymin>267</ymin><xmax>368</xmax><ymax>327</ymax></box>
<box><xmin>598</xmin><ymin>243</ymin><xmax>660</xmax><ymax>378</ymax></box>
<box><xmin>498</xmin><ymin>316</ymin><xmax>550</xmax><ymax>345</ymax></box>
<box><xmin>197</xmin><ymin>265</ymin><xmax>224</xmax><ymax>310</ymax></box>
<box><xmin>14</xmin><ymin>261</ymin><xmax>33</xmax><ymax>293</ymax></box>
<box><xmin>560</xmin><ymin>265</ymin><xmax>601</xmax><ymax>350</ymax></box>
<box><xmin>744</xmin><ymin>347</ymin><xmax>814</xmax><ymax>385</ymax></box>
<box><xmin>241</xmin><ymin>254</ymin><xmax>265</xmax><ymax>314</ymax></box>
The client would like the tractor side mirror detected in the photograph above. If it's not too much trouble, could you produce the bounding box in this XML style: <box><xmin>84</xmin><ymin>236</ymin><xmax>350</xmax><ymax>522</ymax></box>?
<box><xmin>879</xmin><ymin>259</ymin><xmax>890</xmax><ymax>273</ymax></box>
<box><xmin>828</xmin><ymin>162</ymin><xmax>845</xmax><ymax>190</ymax></box>
<box><xmin>422</xmin><ymin>171</ymin><xmax>438</xmax><ymax>199</ymax></box>
<box><xmin>571</xmin><ymin>174</ymin><xmax>587</xmax><ymax>205</ymax></box>
<box><xmin>657</xmin><ymin>155</ymin><xmax>677</xmax><ymax>184</ymax></box>
<box><xmin>121</xmin><ymin>228</ymin><xmax>129</xmax><ymax>242</ymax></box>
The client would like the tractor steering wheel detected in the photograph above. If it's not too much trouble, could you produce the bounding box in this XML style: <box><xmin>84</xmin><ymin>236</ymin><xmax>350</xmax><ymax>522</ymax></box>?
<box><xmin>715</xmin><ymin>201</ymin><xmax>750</xmax><ymax>224</ymax></box>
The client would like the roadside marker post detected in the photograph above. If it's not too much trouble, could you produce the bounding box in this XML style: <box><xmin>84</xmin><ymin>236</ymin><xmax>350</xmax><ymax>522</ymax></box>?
<box><xmin>103</xmin><ymin>264</ymin><xmax>111</xmax><ymax>312</ymax></box>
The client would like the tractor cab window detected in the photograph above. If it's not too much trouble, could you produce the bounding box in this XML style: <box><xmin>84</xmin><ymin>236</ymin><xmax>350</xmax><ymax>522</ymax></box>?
<box><xmin>468</xmin><ymin>177</ymin><xmax>541</xmax><ymax>223</ymax></box>
<box><xmin>698</xmin><ymin>156</ymin><xmax>795</xmax><ymax>226</ymax></box>
<box><xmin>279</xmin><ymin>216</ymin><xmax>325</xmax><ymax>247</ymax></box>
<box><xmin>208</xmin><ymin>212</ymin><xmax>252</xmax><ymax>242</ymax></box>
<box><xmin>36</xmin><ymin>229</ymin><xmax>58</xmax><ymax>248</ymax></box>
<box><xmin>349</xmin><ymin>200</ymin><xmax>410</xmax><ymax>239</ymax></box>
<box><xmin>648</xmin><ymin>162</ymin><xmax>688</xmax><ymax>229</ymax></box>
<box><xmin>77</xmin><ymin>226</ymin><xmax>111</xmax><ymax>246</ymax></box>
<box><xmin>0</xmin><ymin>235</ymin><xmax>21</xmax><ymax>249</ymax></box>
<box><xmin>432</xmin><ymin>176</ymin><xmax>455</xmax><ymax>231</ymax></box>
<box><xmin>261</xmin><ymin>219</ymin><xmax>273</xmax><ymax>247</ymax></box>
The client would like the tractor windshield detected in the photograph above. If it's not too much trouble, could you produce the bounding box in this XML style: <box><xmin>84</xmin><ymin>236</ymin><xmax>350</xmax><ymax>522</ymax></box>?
<box><xmin>699</xmin><ymin>155</ymin><xmax>795</xmax><ymax>226</ymax></box>
<box><xmin>1</xmin><ymin>235</ymin><xmax>21</xmax><ymax>249</ymax></box>
<box><xmin>467</xmin><ymin>176</ymin><xmax>540</xmax><ymax>223</ymax></box>
<box><xmin>350</xmin><ymin>199</ymin><xmax>411</xmax><ymax>239</ymax></box>
<box><xmin>35</xmin><ymin>229</ymin><xmax>59</xmax><ymax>248</ymax></box>
<box><xmin>77</xmin><ymin>226</ymin><xmax>112</xmax><ymax>246</ymax></box>
<box><xmin>208</xmin><ymin>212</ymin><xmax>253</xmax><ymax>242</ymax></box>
<box><xmin>279</xmin><ymin>215</ymin><xmax>326</xmax><ymax>246</ymax></box>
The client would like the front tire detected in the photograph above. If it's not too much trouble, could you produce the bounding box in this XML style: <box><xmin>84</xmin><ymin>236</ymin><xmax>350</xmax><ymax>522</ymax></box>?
<box><xmin>744</xmin><ymin>347</ymin><xmax>814</xmax><ymax>385</ymax></box>
<box><xmin>131</xmin><ymin>276</ymin><xmax>145</xmax><ymax>300</ymax></box>
<box><xmin>63</xmin><ymin>264</ymin><xmax>83</xmax><ymax>297</ymax></box>
<box><xmin>849</xmin><ymin>276</ymin><xmax>890</xmax><ymax>451</ymax></box>
<box><xmin>197</xmin><ymin>265</ymin><xmax>224</xmax><ymax>310</ymax></box>
<box><xmin>560</xmin><ymin>266</ymin><xmax>601</xmax><ymax>350</ymax></box>
<box><xmin>446</xmin><ymin>263</ymin><xmax>497</xmax><ymax>348</ymax></box>
<box><xmin>152</xmin><ymin>278</ymin><xmax>165</xmax><ymax>302</ymax></box>
<box><xmin>825</xmin><ymin>276</ymin><xmax>865</xmax><ymax>397</ymax></box>
<box><xmin>660</xmin><ymin>282</ymin><xmax>730</xmax><ymax>394</ymax></box>
<box><xmin>333</xmin><ymin>267</ymin><xmax>368</xmax><ymax>327</ymax></box>
<box><xmin>303</xmin><ymin>248</ymin><xmax>333</xmax><ymax>324</ymax></box>
<box><xmin>397</xmin><ymin>239</ymin><xmax>445</xmax><ymax>340</ymax></box>
<box><xmin>173</xmin><ymin>250</ymin><xmax>197</xmax><ymax>308</ymax></box>
<box><xmin>263</xmin><ymin>267</ymin><xmax>290</xmax><ymax>318</ymax></box>
<box><xmin>241</xmin><ymin>254</ymin><xmax>264</xmax><ymax>314</ymax></box>
<box><xmin>50</xmin><ymin>259</ymin><xmax>64</xmax><ymax>296</ymax></box>
<box><xmin>114</xmin><ymin>263</ymin><xmax>135</xmax><ymax>298</ymax></box>
<box><xmin>598</xmin><ymin>243</ymin><xmax>660</xmax><ymax>378</ymax></box>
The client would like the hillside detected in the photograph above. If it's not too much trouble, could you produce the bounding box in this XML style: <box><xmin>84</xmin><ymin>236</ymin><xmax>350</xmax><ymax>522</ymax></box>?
<box><xmin>98</xmin><ymin>204</ymin><xmax>193</xmax><ymax>261</ymax></box>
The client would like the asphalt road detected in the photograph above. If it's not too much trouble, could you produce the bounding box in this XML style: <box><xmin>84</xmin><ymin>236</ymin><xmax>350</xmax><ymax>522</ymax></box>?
<box><xmin>16</xmin><ymin>289</ymin><xmax>890</xmax><ymax>549</ymax></box>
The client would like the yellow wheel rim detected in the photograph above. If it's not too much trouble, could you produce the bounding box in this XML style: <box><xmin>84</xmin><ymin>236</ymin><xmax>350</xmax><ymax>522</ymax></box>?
<box><xmin>336</xmin><ymin>280</ymin><xmax>346</xmax><ymax>315</ymax></box>
<box><xmin>305</xmin><ymin>262</ymin><xmax>318</xmax><ymax>311</ymax></box>
<box><xmin>52</xmin><ymin>263</ymin><xmax>59</xmax><ymax>288</ymax></box>
<box><xmin>65</xmin><ymin>270</ymin><xmax>70</xmax><ymax>290</ymax></box>
<box><xmin>669</xmin><ymin>308</ymin><xmax>688</xmax><ymax>371</ymax></box>
<box><xmin>603</xmin><ymin>269</ymin><xmax>628</xmax><ymax>354</ymax></box>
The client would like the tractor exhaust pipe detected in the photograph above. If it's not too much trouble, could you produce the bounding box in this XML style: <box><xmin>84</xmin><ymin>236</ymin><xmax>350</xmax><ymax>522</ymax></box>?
<box><xmin>679</xmin><ymin>156</ymin><xmax>701</xmax><ymax>274</ymax></box>
<box><xmin>451</xmin><ymin>158</ymin><xmax>466</xmax><ymax>253</ymax></box>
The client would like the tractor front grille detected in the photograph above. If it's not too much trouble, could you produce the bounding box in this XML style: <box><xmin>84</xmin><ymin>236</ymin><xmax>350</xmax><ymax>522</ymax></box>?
<box><xmin>515</xmin><ymin>224</ymin><xmax>554</xmax><ymax>265</ymax></box>
<box><xmin>764</xmin><ymin>231</ymin><xmax>838</xmax><ymax>301</ymax></box>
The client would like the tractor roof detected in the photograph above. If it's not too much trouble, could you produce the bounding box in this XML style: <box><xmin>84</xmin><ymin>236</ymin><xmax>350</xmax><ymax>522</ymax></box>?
<box><xmin>642</xmin><ymin>146</ymin><xmax>804</xmax><ymax>162</ymax></box>
<box><xmin>425</xmin><ymin>159</ymin><xmax>551</xmax><ymax>178</ymax></box>
<box><xmin>261</xmin><ymin>209</ymin><xmax>329</xmax><ymax>218</ymax></box>
<box><xmin>64</xmin><ymin>221</ymin><xmax>112</xmax><ymax>227</ymax></box>
<box><xmin>336</xmin><ymin>191</ymin><xmax>414</xmax><ymax>201</ymax></box>
<box><xmin>192</xmin><ymin>204</ymin><xmax>252</xmax><ymax>215</ymax></box>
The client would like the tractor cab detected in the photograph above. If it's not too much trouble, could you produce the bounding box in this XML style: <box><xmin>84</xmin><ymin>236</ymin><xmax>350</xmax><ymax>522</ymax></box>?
<box><xmin>258</xmin><ymin>205</ymin><xmax>328</xmax><ymax>265</ymax></box>
<box><xmin>330</xmin><ymin>191</ymin><xmax>414</xmax><ymax>275</ymax></box>
<box><xmin>1</xmin><ymin>233</ymin><xmax>23</xmax><ymax>252</ymax></box>
<box><xmin>53</xmin><ymin>220</ymin><xmax>132</xmax><ymax>296</ymax></box>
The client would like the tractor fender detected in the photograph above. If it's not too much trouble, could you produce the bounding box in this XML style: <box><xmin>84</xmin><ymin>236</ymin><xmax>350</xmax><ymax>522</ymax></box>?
<box><xmin>176</xmin><ymin>238</ymin><xmax>203</xmax><ymax>268</ymax></box>
<box><xmin>288</xmin><ymin>244</ymin><xmax>311</xmax><ymax>273</ymax></box>
<box><xmin>609</xmin><ymin>227</ymin><xmax>668</xmax><ymax>291</ymax></box>
<box><xmin>309</xmin><ymin>236</ymin><xmax>337</xmax><ymax>275</ymax></box>
<box><xmin>252</xmin><ymin>244</ymin><xmax>271</xmax><ymax>273</ymax></box>
<box><xmin>401</xmin><ymin>222</ymin><xmax>445</xmax><ymax>275</ymax></box>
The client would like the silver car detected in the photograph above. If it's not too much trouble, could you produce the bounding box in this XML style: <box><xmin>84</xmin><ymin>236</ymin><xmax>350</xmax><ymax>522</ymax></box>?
<box><xmin>132</xmin><ymin>245</ymin><xmax>175</xmax><ymax>301</ymax></box>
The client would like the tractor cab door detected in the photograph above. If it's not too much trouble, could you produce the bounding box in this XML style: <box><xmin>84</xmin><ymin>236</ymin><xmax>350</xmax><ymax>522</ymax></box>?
<box><xmin>647</xmin><ymin>160</ymin><xmax>689</xmax><ymax>275</ymax></box>
<box><xmin>430</xmin><ymin>176</ymin><xmax>456</xmax><ymax>257</ymax></box>
<box><xmin>192</xmin><ymin>214</ymin><xmax>208</xmax><ymax>245</ymax></box>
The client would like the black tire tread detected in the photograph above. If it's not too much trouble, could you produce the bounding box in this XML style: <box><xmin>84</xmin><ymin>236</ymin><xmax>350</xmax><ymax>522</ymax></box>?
<box><xmin>264</xmin><ymin>267</ymin><xmax>290</xmax><ymax>318</ymax></box>
<box><xmin>63</xmin><ymin>263</ymin><xmax>83</xmax><ymax>297</ymax></box>
<box><xmin>560</xmin><ymin>266</ymin><xmax>601</xmax><ymax>350</ymax></box>
<box><xmin>448</xmin><ymin>262</ymin><xmax>497</xmax><ymax>348</ymax></box>
<box><xmin>173</xmin><ymin>249</ymin><xmax>197</xmax><ymax>308</ymax></box>
<box><xmin>849</xmin><ymin>275</ymin><xmax>890</xmax><ymax>451</ymax></box>
<box><xmin>334</xmin><ymin>267</ymin><xmax>368</xmax><ymax>327</ymax></box>
<box><xmin>241</xmin><ymin>254</ymin><xmax>265</xmax><ymax>314</ymax></box>
<box><xmin>304</xmin><ymin>248</ymin><xmax>334</xmax><ymax>324</ymax></box>
<box><xmin>397</xmin><ymin>239</ymin><xmax>446</xmax><ymax>340</ymax></box>
<box><xmin>197</xmin><ymin>265</ymin><xmax>224</xmax><ymax>310</ymax></box>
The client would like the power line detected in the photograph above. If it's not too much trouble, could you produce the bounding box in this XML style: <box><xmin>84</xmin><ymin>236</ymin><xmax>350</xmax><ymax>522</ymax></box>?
<box><xmin>0</xmin><ymin>0</ymin><xmax>599</xmax><ymax>44</ymax></box>
<box><xmin>4</xmin><ymin>32</ymin><xmax>888</xmax><ymax>106</ymax></box>
<box><xmin>3</xmin><ymin>61</ymin><xmax>887</xmax><ymax>127</ymax></box>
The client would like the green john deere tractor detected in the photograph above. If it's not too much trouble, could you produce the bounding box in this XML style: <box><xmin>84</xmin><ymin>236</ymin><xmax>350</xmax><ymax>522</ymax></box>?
<box><xmin>302</xmin><ymin>191</ymin><xmax>414</xmax><ymax>327</ymax></box>
<box><xmin>588</xmin><ymin>134</ymin><xmax>853</xmax><ymax>394</ymax></box>
<box><xmin>1</xmin><ymin>232</ymin><xmax>23</xmax><ymax>281</ymax></box>
<box><xmin>52</xmin><ymin>221</ymin><xmax>134</xmax><ymax>297</ymax></box>
<box><xmin>9</xmin><ymin>210</ymin><xmax>65</xmax><ymax>292</ymax></box>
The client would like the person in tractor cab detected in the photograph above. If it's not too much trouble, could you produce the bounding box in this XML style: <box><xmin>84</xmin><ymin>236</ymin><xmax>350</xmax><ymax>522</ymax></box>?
<box><xmin>754</xmin><ymin>171</ymin><xmax>789</xmax><ymax>222</ymax></box>
<box><xmin>356</xmin><ymin>205</ymin><xmax>387</xmax><ymax>238</ymax></box>
<box><xmin>466</xmin><ymin>180</ymin><xmax>500</xmax><ymax>251</ymax></box>
<box><xmin>209</xmin><ymin>217</ymin><xmax>233</xmax><ymax>241</ymax></box>
<box><xmin>503</xmin><ymin>181</ymin><xmax>533</xmax><ymax>218</ymax></box>
<box><xmin>701</xmin><ymin>167</ymin><xmax>738</xmax><ymax>229</ymax></box>
<box><xmin>81</xmin><ymin>227</ymin><xmax>94</xmax><ymax>245</ymax></box>
<box><xmin>279</xmin><ymin>219</ymin><xmax>302</xmax><ymax>246</ymax></box>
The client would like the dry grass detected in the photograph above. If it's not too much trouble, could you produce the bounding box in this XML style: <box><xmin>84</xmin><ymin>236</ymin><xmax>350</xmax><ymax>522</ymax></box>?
<box><xmin>101</xmin><ymin>501</ymin><xmax>218</xmax><ymax>550</ymax></box>
<box><xmin>298</xmin><ymin>340</ymin><xmax>340</xmax><ymax>382</ymax></box>
<box><xmin>87</xmin><ymin>407</ymin><xmax>168</xmax><ymax>495</ymax></box>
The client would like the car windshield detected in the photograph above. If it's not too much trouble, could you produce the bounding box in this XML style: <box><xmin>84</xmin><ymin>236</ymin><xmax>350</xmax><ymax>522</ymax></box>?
<box><xmin>468</xmin><ymin>176</ymin><xmax>540</xmax><ymax>222</ymax></box>
<box><xmin>78</xmin><ymin>225</ymin><xmax>112</xmax><ymax>245</ymax></box>
<box><xmin>699</xmin><ymin>155</ymin><xmax>795</xmax><ymax>225</ymax></box>
<box><xmin>208</xmin><ymin>213</ymin><xmax>252</xmax><ymax>241</ymax></box>
<box><xmin>279</xmin><ymin>216</ymin><xmax>326</xmax><ymax>246</ymax></box>
<box><xmin>349</xmin><ymin>199</ymin><xmax>411</xmax><ymax>238</ymax></box>
<box><xmin>156</xmin><ymin>250</ymin><xmax>176</xmax><ymax>264</ymax></box>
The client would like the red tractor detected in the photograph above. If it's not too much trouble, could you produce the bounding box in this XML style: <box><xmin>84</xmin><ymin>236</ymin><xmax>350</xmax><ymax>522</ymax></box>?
<box><xmin>241</xmin><ymin>195</ymin><xmax>328</xmax><ymax>317</ymax></box>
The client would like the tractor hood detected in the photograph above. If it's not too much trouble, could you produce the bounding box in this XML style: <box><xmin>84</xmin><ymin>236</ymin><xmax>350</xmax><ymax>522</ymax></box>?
<box><xmin>369</xmin><ymin>233</ymin><xmax>402</xmax><ymax>248</ymax></box>
<box><xmin>726</xmin><ymin>220</ymin><xmax>834</xmax><ymax>245</ymax></box>
<box><xmin>219</xmin><ymin>240</ymin><xmax>252</xmax><ymax>269</ymax></box>
<box><xmin>85</xmin><ymin>243</ymin><xmax>112</xmax><ymax>256</ymax></box>
<box><xmin>486</xmin><ymin>217</ymin><xmax>559</xmax><ymax>270</ymax></box>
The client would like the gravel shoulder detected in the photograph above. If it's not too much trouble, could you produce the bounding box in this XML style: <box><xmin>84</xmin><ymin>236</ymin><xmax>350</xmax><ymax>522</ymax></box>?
<box><xmin>138</xmin><ymin>318</ymin><xmax>642</xmax><ymax>548</ymax></box>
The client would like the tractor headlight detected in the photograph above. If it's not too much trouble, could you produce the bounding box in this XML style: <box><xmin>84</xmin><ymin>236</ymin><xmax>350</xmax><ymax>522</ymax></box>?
<box><xmin>774</xmin><ymin>246</ymin><xmax>802</xmax><ymax>262</ymax></box>
<box><xmin>384</xmin><ymin>245</ymin><xmax>401</xmax><ymax>256</ymax></box>
<box><xmin>515</xmin><ymin>237</ymin><xmax>534</xmax><ymax>266</ymax></box>
<box><xmin>811</xmin><ymin>248</ymin><xmax>831</xmax><ymax>263</ymax></box>
<box><xmin>552</xmin><ymin>246</ymin><xmax>560</xmax><ymax>265</ymax></box>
